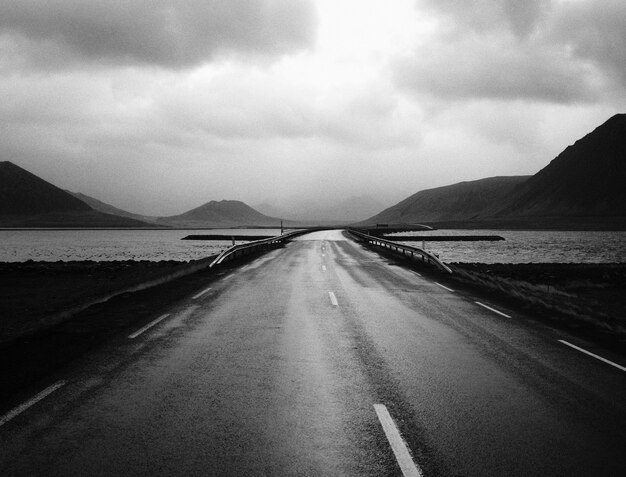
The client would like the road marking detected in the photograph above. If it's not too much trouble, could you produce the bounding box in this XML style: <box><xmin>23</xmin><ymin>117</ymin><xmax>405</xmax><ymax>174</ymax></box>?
<box><xmin>374</xmin><ymin>404</ymin><xmax>423</xmax><ymax>477</ymax></box>
<box><xmin>322</xmin><ymin>253</ymin><xmax>325</xmax><ymax>257</ymax></box>
<box><xmin>322</xmin><ymin>265</ymin><xmax>327</xmax><ymax>271</ymax></box>
<box><xmin>192</xmin><ymin>287</ymin><xmax>212</xmax><ymax>300</ymax></box>
<box><xmin>328</xmin><ymin>291</ymin><xmax>338</xmax><ymax>306</ymax></box>
<box><xmin>434</xmin><ymin>282</ymin><xmax>454</xmax><ymax>292</ymax></box>
<box><xmin>0</xmin><ymin>381</ymin><xmax>66</xmax><ymax>427</ymax></box>
<box><xmin>413</xmin><ymin>272</ymin><xmax>421</xmax><ymax>277</ymax></box>
<box><xmin>475</xmin><ymin>301</ymin><xmax>511</xmax><ymax>318</ymax></box>
<box><xmin>128</xmin><ymin>313</ymin><xmax>171</xmax><ymax>339</ymax></box>
<box><xmin>558</xmin><ymin>340</ymin><xmax>626</xmax><ymax>372</ymax></box>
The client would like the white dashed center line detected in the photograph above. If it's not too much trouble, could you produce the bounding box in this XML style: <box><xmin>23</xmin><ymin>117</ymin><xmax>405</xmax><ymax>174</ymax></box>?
<box><xmin>374</xmin><ymin>404</ymin><xmax>423</xmax><ymax>477</ymax></box>
<box><xmin>192</xmin><ymin>287</ymin><xmax>212</xmax><ymax>300</ymax></box>
<box><xmin>0</xmin><ymin>381</ymin><xmax>66</xmax><ymax>428</ymax></box>
<box><xmin>328</xmin><ymin>291</ymin><xmax>338</xmax><ymax>306</ymax></box>
<box><xmin>558</xmin><ymin>340</ymin><xmax>626</xmax><ymax>372</ymax></box>
<box><xmin>434</xmin><ymin>282</ymin><xmax>454</xmax><ymax>292</ymax></box>
<box><xmin>322</xmin><ymin>265</ymin><xmax>327</xmax><ymax>271</ymax></box>
<box><xmin>475</xmin><ymin>301</ymin><xmax>511</xmax><ymax>318</ymax></box>
<box><xmin>129</xmin><ymin>313</ymin><xmax>171</xmax><ymax>339</ymax></box>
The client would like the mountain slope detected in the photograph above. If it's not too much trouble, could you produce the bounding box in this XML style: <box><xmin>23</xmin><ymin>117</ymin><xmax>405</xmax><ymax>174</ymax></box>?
<box><xmin>159</xmin><ymin>200</ymin><xmax>283</xmax><ymax>227</ymax></box>
<box><xmin>67</xmin><ymin>191</ymin><xmax>159</xmax><ymax>225</ymax></box>
<box><xmin>361</xmin><ymin>114</ymin><xmax>626</xmax><ymax>229</ymax></box>
<box><xmin>497</xmin><ymin>113</ymin><xmax>626</xmax><ymax>217</ymax></box>
<box><xmin>0</xmin><ymin>162</ymin><xmax>151</xmax><ymax>227</ymax></box>
<box><xmin>361</xmin><ymin>176</ymin><xmax>530</xmax><ymax>225</ymax></box>
<box><xmin>1</xmin><ymin>161</ymin><xmax>92</xmax><ymax>215</ymax></box>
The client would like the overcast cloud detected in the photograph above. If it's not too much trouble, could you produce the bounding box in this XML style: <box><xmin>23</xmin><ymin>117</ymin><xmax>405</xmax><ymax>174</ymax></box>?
<box><xmin>0</xmin><ymin>0</ymin><xmax>624</xmax><ymax>216</ymax></box>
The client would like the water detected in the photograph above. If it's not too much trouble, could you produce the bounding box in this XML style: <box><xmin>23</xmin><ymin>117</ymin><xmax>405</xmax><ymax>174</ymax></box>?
<box><xmin>1</xmin><ymin>229</ymin><xmax>624</xmax><ymax>263</ymax></box>
<box><xmin>387</xmin><ymin>230</ymin><xmax>626</xmax><ymax>263</ymax></box>
<box><xmin>0</xmin><ymin>229</ymin><xmax>282</xmax><ymax>262</ymax></box>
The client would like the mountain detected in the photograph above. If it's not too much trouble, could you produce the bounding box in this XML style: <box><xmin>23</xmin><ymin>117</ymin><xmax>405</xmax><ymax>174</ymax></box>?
<box><xmin>67</xmin><ymin>191</ymin><xmax>159</xmax><ymax>225</ymax></box>
<box><xmin>158</xmin><ymin>200</ymin><xmax>284</xmax><ymax>228</ymax></box>
<box><xmin>496</xmin><ymin>113</ymin><xmax>626</xmax><ymax>218</ymax></box>
<box><xmin>0</xmin><ymin>161</ymin><xmax>151</xmax><ymax>227</ymax></box>
<box><xmin>361</xmin><ymin>114</ymin><xmax>626</xmax><ymax>229</ymax></box>
<box><xmin>362</xmin><ymin>176</ymin><xmax>530</xmax><ymax>225</ymax></box>
<box><xmin>255</xmin><ymin>195</ymin><xmax>387</xmax><ymax>223</ymax></box>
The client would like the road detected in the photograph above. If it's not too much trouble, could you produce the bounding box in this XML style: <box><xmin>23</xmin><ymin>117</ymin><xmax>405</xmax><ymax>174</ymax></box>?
<box><xmin>1</xmin><ymin>230</ymin><xmax>625</xmax><ymax>476</ymax></box>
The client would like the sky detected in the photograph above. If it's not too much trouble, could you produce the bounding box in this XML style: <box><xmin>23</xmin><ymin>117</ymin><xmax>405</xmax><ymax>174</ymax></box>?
<box><xmin>1</xmin><ymin>0</ymin><xmax>625</xmax><ymax>216</ymax></box>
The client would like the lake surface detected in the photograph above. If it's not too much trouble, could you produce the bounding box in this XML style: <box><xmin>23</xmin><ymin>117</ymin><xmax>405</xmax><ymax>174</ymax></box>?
<box><xmin>0</xmin><ymin>229</ymin><xmax>624</xmax><ymax>263</ymax></box>
<box><xmin>0</xmin><ymin>229</ymin><xmax>282</xmax><ymax>262</ymax></box>
<box><xmin>388</xmin><ymin>230</ymin><xmax>626</xmax><ymax>263</ymax></box>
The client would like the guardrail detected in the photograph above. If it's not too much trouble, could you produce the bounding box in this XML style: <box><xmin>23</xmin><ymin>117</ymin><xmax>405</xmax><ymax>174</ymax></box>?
<box><xmin>347</xmin><ymin>228</ymin><xmax>453</xmax><ymax>274</ymax></box>
<box><xmin>208</xmin><ymin>229</ymin><xmax>313</xmax><ymax>268</ymax></box>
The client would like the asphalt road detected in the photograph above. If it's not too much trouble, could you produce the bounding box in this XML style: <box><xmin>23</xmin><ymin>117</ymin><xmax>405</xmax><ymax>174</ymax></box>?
<box><xmin>1</xmin><ymin>230</ymin><xmax>625</xmax><ymax>476</ymax></box>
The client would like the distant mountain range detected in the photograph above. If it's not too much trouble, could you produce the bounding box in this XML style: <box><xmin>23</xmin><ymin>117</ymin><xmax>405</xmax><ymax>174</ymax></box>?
<box><xmin>0</xmin><ymin>161</ymin><xmax>286</xmax><ymax>228</ymax></box>
<box><xmin>362</xmin><ymin>114</ymin><xmax>626</xmax><ymax>229</ymax></box>
<box><xmin>2</xmin><ymin>114</ymin><xmax>624</xmax><ymax>229</ymax></box>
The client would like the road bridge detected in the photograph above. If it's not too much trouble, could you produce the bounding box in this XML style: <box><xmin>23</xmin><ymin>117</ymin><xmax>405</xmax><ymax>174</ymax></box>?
<box><xmin>1</xmin><ymin>230</ymin><xmax>625</xmax><ymax>476</ymax></box>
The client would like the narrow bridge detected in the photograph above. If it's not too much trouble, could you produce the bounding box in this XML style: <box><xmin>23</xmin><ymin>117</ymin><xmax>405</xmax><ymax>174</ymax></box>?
<box><xmin>1</xmin><ymin>230</ymin><xmax>625</xmax><ymax>476</ymax></box>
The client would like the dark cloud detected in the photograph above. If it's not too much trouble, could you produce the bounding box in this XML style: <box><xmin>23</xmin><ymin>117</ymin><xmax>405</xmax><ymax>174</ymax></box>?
<box><xmin>553</xmin><ymin>0</ymin><xmax>626</xmax><ymax>87</ymax></box>
<box><xmin>394</xmin><ymin>34</ymin><xmax>597</xmax><ymax>103</ymax></box>
<box><xmin>417</xmin><ymin>0</ymin><xmax>551</xmax><ymax>37</ymax></box>
<box><xmin>0</xmin><ymin>0</ymin><xmax>317</xmax><ymax>69</ymax></box>
<box><xmin>395</xmin><ymin>0</ymin><xmax>620</xmax><ymax>103</ymax></box>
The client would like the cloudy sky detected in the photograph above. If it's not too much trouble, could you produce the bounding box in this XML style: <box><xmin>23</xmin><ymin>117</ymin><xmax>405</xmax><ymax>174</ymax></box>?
<box><xmin>1</xmin><ymin>0</ymin><xmax>624</xmax><ymax>216</ymax></box>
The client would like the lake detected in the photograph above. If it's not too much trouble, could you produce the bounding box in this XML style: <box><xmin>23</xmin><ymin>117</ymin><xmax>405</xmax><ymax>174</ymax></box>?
<box><xmin>388</xmin><ymin>229</ymin><xmax>626</xmax><ymax>263</ymax></box>
<box><xmin>0</xmin><ymin>229</ymin><xmax>282</xmax><ymax>262</ymax></box>
<box><xmin>0</xmin><ymin>228</ymin><xmax>624</xmax><ymax>263</ymax></box>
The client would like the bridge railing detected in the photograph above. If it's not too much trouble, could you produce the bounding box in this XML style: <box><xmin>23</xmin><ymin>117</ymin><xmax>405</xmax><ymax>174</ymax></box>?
<box><xmin>347</xmin><ymin>228</ymin><xmax>453</xmax><ymax>274</ymax></box>
<box><xmin>208</xmin><ymin>229</ymin><xmax>313</xmax><ymax>268</ymax></box>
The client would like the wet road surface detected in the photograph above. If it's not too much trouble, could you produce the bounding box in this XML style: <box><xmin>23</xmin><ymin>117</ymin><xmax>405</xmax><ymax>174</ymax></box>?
<box><xmin>1</xmin><ymin>230</ymin><xmax>625</xmax><ymax>476</ymax></box>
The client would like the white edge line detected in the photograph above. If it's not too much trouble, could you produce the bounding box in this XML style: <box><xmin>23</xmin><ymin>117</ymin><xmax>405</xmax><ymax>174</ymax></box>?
<box><xmin>128</xmin><ymin>313</ymin><xmax>171</xmax><ymax>339</ymax></box>
<box><xmin>328</xmin><ymin>291</ymin><xmax>338</xmax><ymax>306</ymax></box>
<box><xmin>0</xmin><ymin>381</ymin><xmax>66</xmax><ymax>427</ymax></box>
<box><xmin>192</xmin><ymin>287</ymin><xmax>212</xmax><ymax>300</ymax></box>
<box><xmin>474</xmin><ymin>301</ymin><xmax>511</xmax><ymax>318</ymax></box>
<box><xmin>434</xmin><ymin>282</ymin><xmax>454</xmax><ymax>292</ymax></box>
<box><xmin>374</xmin><ymin>404</ymin><xmax>423</xmax><ymax>477</ymax></box>
<box><xmin>558</xmin><ymin>340</ymin><xmax>626</xmax><ymax>372</ymax></box>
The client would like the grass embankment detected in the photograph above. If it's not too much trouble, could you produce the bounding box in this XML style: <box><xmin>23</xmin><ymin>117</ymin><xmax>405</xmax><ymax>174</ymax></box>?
<box><xmin>448</xmin><ymin>263</ymin><xmax>626</xmax><ymax>345</ymax></box>
<box><xmin>0</xmin><ymin>260</ymin><xmax>205</xmax><ymax>345</ymax></box>
<box><xmin>0</xmin><ymin>258</ymin><xmax>232</xmax><ymax>403</ymax></box>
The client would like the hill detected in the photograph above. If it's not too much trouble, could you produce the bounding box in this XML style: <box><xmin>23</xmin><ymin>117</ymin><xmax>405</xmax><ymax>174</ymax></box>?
<box><xmin>361</xmin><ymin>176</ymin><xmax>529</xmax><ymax>225</ymax></box>
<box><xmin>158</xmin><ymin>200</ymin><xmax>284</xmax><ymax>228</ymax></box>
<box><xmin>496</xmin><ymin>113</ymin><xmax>626</xmax><ymax>218</ymax></box>
<box><xmin>67</xmin><ymin>191</ymin><xmax>159</xmax><ymax>225</ymax></box>
<box><xmin>0</xmin><ymin>162</ymin><xmax>151</xmax><ymax>227</ymax></box>
<box><xmin>0</xmin><ymin>161</ymin><xmax>92</xmax><ymax>215</ymax></box>
<box><xmin>361</xmin><ymin>114</ymin><xmax>626</xmax><ymax>229</ymax></box>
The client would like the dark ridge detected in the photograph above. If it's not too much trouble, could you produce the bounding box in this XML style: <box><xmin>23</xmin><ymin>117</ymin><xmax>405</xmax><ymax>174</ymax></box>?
<box><xmin>497</xmin><ymin>113</ymin><xmax>626</xmax><ymax>217</ymax></box>
<box><xmin>0</xmin><ymin>161</ymin><xmax>92</xmax><ymax>215</ymax></box>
